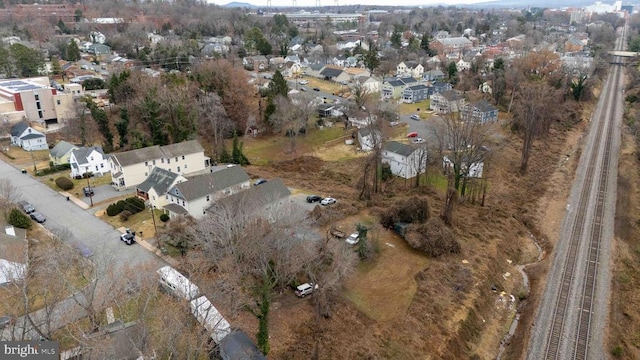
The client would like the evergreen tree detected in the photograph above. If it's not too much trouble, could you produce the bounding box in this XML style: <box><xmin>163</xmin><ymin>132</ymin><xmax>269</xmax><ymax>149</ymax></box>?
<box><xmin>363</xmin><ymin>47</ymin><xmax>380</xmax><ymax>73</ymax></box>
<box><xmin>57</xmin><ymin>19</ymin><xmax>70</xmax><ymax>34</ymax></box>
<box><xmin>51</xmin><ymin>56</ymin><xmax>62</xmax><ymax>75</ymax></box>
<box><xmin>9</xmin><ymin>208</ymin><xmax>31</xmax><ymax>229</ymax></box>
<box><xmin>219</xmin><ymin>146</ymin><xmax>232</xmax><ymax>163</ymax></box>
<box><xmin>10</xmin><ymin>43</ymin><xmax>44</xmax><ymax>77</ymax></box>
<box><xmin>65</xmin><ymin>40</ymin><xmax>81</xmax><ymax>62</ymax></box>
<box><xmin>447</xmin><ymin>61</ymin><xmax>458</xmax><ymax>82</ymax></box>
<box><xmin>391</xmin><ymin>25</ymin><xmax>403</xmax><ymax>48</ymax></box>
<box><xmin>231</xmin><ymin>132</ymin><xmax>249</xmax><ymax>165</ymax></box>
<box><xmin>268</xmin><ymin>70</ymin><xmax>289</xmax><ymax>98</ymax></box>
<box><xmin>116</xmin><ymin>107</ymin><xmax>129</xmax><ymax>148</ymax></box>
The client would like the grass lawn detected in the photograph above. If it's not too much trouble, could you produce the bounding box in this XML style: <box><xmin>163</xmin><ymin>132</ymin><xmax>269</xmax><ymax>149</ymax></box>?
<box><xmin>38</xmin><ymin>171</ymin><xmax>112</xmax><ymax>193</ymax></box>
<box><xmin>398</xmin><ymin>99</ymin><xmax>431</xmax><ymax>115</ymax></box>
<box><xmin>98</xmin><ymin>207</ymin><xmax>160</xmax><ymax>239</ymax></box>
<box><xmin>301</xmin><ymin>76</ymin><xmax>347</xmax><ymax>95</ymax></box>
<box><xmin>243</xmin><ymin>126</ymin><xmax>348</xmax><ymax>165</ymax></box>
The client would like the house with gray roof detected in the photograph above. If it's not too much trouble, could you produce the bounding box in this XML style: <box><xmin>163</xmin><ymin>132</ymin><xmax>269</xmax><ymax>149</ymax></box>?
<box><xmin>69</xmin><ymin>146</ymin><xmax>109</xmax><ymax>178</ymax></box>
<box><xmin>402</xmin><ymin>84</ymin><xmax>430</xmax><ymax>103</ymax></box>
<box><xmin>109</xmin><ymin>140</ymin><xmax>210</xmax><ymax>190</ymax></box>
<box><xmin>136</xmin><ymin>167</ymin><xmax>186</xmax><ymax>209</ymax></box>
<box><xmin>423</xmin><ymin>69</ymin><xmax>446</xmax><ymax>82</ymax></box>
<box><xmin>320</xmin><ymin>66</ymin><xmax>350</xmax><ymax>83</ymax></box>
<box><xmin>49</xmin><ymin>140</ymin><xmax>77</xmax><ymax>165</ymax></box>
<box><xmin>461</xmin><ymin>99</ymin><xmax>498</xmax><ymax>124</ymax></box>
<box><xmin>10</xmin><ymin>122</ymin><xmax>47</xmax><ymax>151</ymax></box>
<box><xmin>430</xmin><ymin>90</ymin><xmax>465</xmax><ymax>114</ymax></box>
<box><xmin>382</xmin><ymin>141</ymin><xmax>427</xmax><ymax>179</ymax></box>
<box><xmin>219</xmin><ymin>331</ymin><xmax>266</xmax><ymax>360</ymax></box>
<box><xmin>207</xmin><ymin>178</ymin><xmax>291</xmax><ymax>223</ymax></box>
<box><xmin>164</xmin><ymin>166</ymin><xmax>251</xmax><ymax>219</ymax></box>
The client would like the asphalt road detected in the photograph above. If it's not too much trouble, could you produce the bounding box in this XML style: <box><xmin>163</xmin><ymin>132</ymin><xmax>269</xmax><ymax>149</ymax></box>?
<box><xmin>0</xmin><ymin>158</ymin><xmax>163</xmax><ymax>340</ymax></box>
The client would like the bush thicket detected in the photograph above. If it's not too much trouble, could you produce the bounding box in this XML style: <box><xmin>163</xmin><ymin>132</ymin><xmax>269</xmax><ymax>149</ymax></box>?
<box><xmin>9</xmin><ymin>208</ymin><xmax>32</xmax><ymax>229</ymax></box>
<box><xmin>404</xmin><ymin>218</ymin><xmax>460</xmax><ymax>257</ymax></box>
<box><xmin>55</xmin><ymin>177</ymin><xmax>74</xmax><ymax>190</ymax></box>
<box><xmin>159</xmin><ymin>213</ymin><xmax>170</xmax><ymax>222</ymax></box>
<box><xmin>380</xmin><ymin>196</ymin><xmax>430</xmax><ymax>228</ymax></box>
<box><xmin>106</xmin><ymin>197</ymin><xmax>146</xmax><ymax>217</ymax></box>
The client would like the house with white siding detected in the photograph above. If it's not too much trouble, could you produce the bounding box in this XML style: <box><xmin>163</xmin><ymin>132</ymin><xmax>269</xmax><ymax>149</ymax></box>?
<box><xmin>10</xmin><ymin>122</ymin><xmax>47</xmax><ymax>151</ymax></box>
<box><xmin>136</xmin><ymin>167</ymin><xmax>186</xmax><ymax>209</ymax></box>
<box><xmin>164</xmin><ymin>166</ymin><xmax>251</xmax><ymax>219</ymax></box>
<box><xmin>69</xmin><ymin>146</ymin><xmax>109</xmax><ymax>178</ymax></box>
<box><xmin>109</xmin><ymin>140</ymin><xmax>210</xmax><ymax>191</ymax></box>
<box><xmin>382</xmin><ymin>141</ymin><xmax>427</xmax><ymax>179</ymax></box>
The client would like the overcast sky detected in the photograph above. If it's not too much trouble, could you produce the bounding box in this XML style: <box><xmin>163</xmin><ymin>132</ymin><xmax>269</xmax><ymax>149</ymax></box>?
<box><xmin>208</xmin><ymin>0</ymin><xmax>494</xmax><ymax>8</ymax></box>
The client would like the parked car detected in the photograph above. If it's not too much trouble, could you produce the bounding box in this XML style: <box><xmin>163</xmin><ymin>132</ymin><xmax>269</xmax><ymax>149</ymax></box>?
<box><xmin>120</xmin><ymin>232</ymin><xmax>136</xmax><ymax>245</ymax></box>
<box><xmin>411</xmin><ymin>138</ymin><xmax>426</xmax><ymax>144</ymax></box>
<box><xmin>300</xmin><ymin>87</ymin><xmax>306</xmax><ymax>91</ymax></box>
<box><xmin>410</xmin><ymin>114</ymin><xmax>421</xmax><ymax>121</ymax></box>
<box><xmin>83</xmin><ymin>186</ymin><xmax>94</xmax><ymax>197</ymax></box>
<box><xmin>254</xmin><ymin>179</ymin><xmax>267</xmax><ymax>186</ymax></box>
<box><xmin>313</xmin><ymin>87</ymin><xmax>320</xmax><ymax>91</ymax></box>
<box><xmin>407</xmin><ymin>132</ymin><xmax>418</xmax><ymax>138</ymax></box>
<box><xmin>295</xmin><ymin>282</ymin><xmax>318</xmax><ymax>297</ymax></box>
<box><xmin>321</xmin><ymin>197</ymin><xmax>336</xmax><ymax>206</ymax></box>
<box><xmin>30</xmin><ymin>211</ymin><xmax>46</xmax><ymax>224</ymax></box>
<box><xmin>298</xmin><ymin>80</ymin><xmax>309</xmax><ymax>85</ymax></box>
<box><xmin>389</xmin><ymin>121</ymin><xmax>401</xmax><ymax>127</ymax></box>
<box><xmin>345</xmin><ymin>232</ymin><xmax>360</xmax><ymax>245</ymax></box>
<box><xmin>18</xmin><ymin>200</ymin><xmax>35</xmax><ymax>214</ymax></box>
<box><xmin>306</xmin><ymin>195</ymin><xmax>322</xmax><ymax>203</ymax></box>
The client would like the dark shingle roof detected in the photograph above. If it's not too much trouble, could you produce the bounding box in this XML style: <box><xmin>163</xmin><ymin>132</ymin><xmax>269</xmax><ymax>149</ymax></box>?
<box><xmin>386</xmin><ymin>79</ymin><xmax>404</xmax><ymax>87</ymax></box>
<box><xmin>111</xmin><ymin>140</ymin><xmax>203</xmax><ymax>167</ymax></box>
<box><xmin>164</xmin><ymin>203</ymin><xmax>188</xmax><ymax>215</ymax></box>
<box><xmin>210</xmin><ymin>178</ymin><xmax>290</xmax><ymax>215</ymax></box>
<box><xmin>441</xmin><ymin>89</ymin><xmax>463</xmax><ymax>101</ymax></box>
<box><xmin>137</xmin><ymin>167</ymin><xmax>180</xmax><ymax>195</ymax></box>
<box><xmin>399</xmin><ymin>77</ymin><xmax>418</xmax><ymax>85</ymax></box>
<box><xmin>473</xmin><ymin>99</ymin><xmax>497</xmax><ymax>113</ymax></box>
<box><xmin>10</xmin><ymin>122</ymin><xmax>28</xmax><ymax>137</ymax></box>
<box><xmin>220</xmin><ymin>331</ymin><xmax>267</xmax><ymax>360</ymax></box>
<box><xmin>71</xmin><ymin>146</ymin><xmax>104</xmax><ymax>165</ymax></box>
<box><xmin>406</xmin><ymin>84</ymin><xmax>429</xmax><ymax>91</ymax></box>
<box><xmin>172</xmin><ymin>166</ymin><xmax>250</xmax><ymax>201</ymax></box>
<box><xmin>50</xmin><ymin>141</ymin><xmax>77</xmax><ymax>158</ymax></box>
<box><xmin>384</xmin><ymin>141</ymin><xmax>418</xmax><ymax>157</ymax></box>
<box><xmin>320</xmin><ymin>67</ymin><xmax>344</xmax><ymax>78</ymax></box>
<box><xmin>21</xmin><ymin>133</ymin><xmax>44</xmax><ymax>140</ymax></box>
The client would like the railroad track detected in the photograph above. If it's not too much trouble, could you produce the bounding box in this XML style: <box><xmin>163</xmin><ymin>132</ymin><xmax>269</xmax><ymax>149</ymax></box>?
<box><xmin>532</xmin><ymin>26</ymin><xmax>626</xmax><ymax>360</ymax></box>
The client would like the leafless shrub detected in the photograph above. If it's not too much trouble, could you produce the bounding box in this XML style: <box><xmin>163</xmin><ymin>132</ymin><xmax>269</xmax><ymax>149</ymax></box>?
<box><xmin>379</xmin><ymin>196</ymin><xmax>431</xmax><ymax>228</ymax></box>
<box><xmin>405</xmin><ymin>218</ymin><xmax>460</xmax><ymax>257</ymax></box>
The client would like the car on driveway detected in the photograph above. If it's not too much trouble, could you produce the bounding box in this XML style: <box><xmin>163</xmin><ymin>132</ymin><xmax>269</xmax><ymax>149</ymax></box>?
<box><xmin>345</xmin><ymin>232</ymin><xmax>359</xmax><ymax>245</ymax></box>
<box><xmin>30</xmin><ymin>211</ymin><xmax>46</xmax><ymax>223</ymax></box>
<box><xmin>407</xmin><ymin>132</ymin><xmax>418</xmax><ymax>138</ymax></box>
<box><xmin>120</xmin><ymin>232</ymin><xmax>136</xmax><ymax>245</ymax></box>
<box><xmin>411</xmin><ymin>138</ymin><xmax>426</xmax><ymax>144</ymax></box>
<box><xmin>298</xmin><ymin>80</ymin><xmax>309</xmax><ymax>85</ymax></box>
<box><xmin>321</xmin><ymin>197</ymin><xmax>336</xmax><ymax>206</ymax></box>
<box><xmin>83</xmin><ymin>187</ymin><xmax>94</xmax><ymax>197</ymax></box>
<box><xmin>306</xmin><ymin>195</ymin><xmax>322</xmax><ymax>203</ymax></box>
<box><xmin>410</xmin><ymin>114</ymin><xmax>421</xmax><ymax>121</ymax></box>
<box><xmin>313</xmin><ymin>87</ymin><xmax>320</xmax><ymax>91</ymax></box>
<box><xmin>18</xmin><ymin>200</ymin><xmax>35</xmax><ymax>214</ymax></box>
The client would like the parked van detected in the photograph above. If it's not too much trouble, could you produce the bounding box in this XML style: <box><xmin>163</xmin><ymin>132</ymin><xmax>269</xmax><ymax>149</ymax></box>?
<box><xmin>157</xmin><ymin>266</ymin><xmax>200</xmax><ymax>301</ymax></box>
<box><xmin>190</xmin><ymin>296</ymin><xmax>231</xmax><ymax>343</ymax></box>
<box><xmin>295</xmin><ymin>283</ymin><xmax>318</xmax><ymax>297</ymax></box>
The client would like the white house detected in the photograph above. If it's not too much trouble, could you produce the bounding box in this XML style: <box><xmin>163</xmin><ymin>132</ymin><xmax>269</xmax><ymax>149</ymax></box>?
<box><xmin>357</xmin><ymin>128</ymin><xmax>382</xmax><ymax>152</ymax></box>
<box><xmin>164</xmin><ymin>165</ymin><xmax>251</xmax><ymax>219</ymax></box>
<box><xmin>110</xmin><ymin>140</ymin><xmax>211</xmax><ymax>191</ymax></box>
<box><xmin>69</xmin><ymin>146</ymin><xmax>109</xmax><ymax>178</ymax></box>
<box><xmin>89</xmin><ymin>31</ymin><xmax>106</xmax><ymax>44</ymax></box>
<box><xmin>355</xmin><ymin>76</ymin><xmax>382</xmax><ymax>94</ymax></box>
<box><xmin>382</xmin><ymin>141</ymin><xmax>427</xmax><ymax>179</ymax></box>
<box><xmin>396</xmin><ymin>61</ymin><xmax>424</xmax><ymax>79</ymax></box>
<box><xmin>456</xmin><ymin>59</ymin><xmax>471</xmax><ymax>72</ymax></box>
<box><xmin>443</xmin><ymin>156</ymin><xmax>484</xmax><ymax>178</ymax></box>
<box><xmin>136</xmin><ymin>167</ymin><xmax>186</xmax><ymax>209</ymax></box>
<box><xmin>10</xmin><ymin>122</ymin><xmax>47</xmax><ymax>151</ymax></box>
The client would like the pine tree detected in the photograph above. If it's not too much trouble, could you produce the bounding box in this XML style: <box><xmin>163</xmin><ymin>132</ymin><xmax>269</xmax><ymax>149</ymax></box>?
<box><xmin>231</xmin><ymin>132</ymin><xmax>249</xmax><ymax>165</ymax></box>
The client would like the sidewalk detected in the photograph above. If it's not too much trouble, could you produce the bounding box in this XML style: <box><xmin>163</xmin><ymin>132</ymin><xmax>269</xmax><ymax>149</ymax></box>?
<box><xmin>59</xmin><ymin>191</ymin><xmax>90</xmax><ymax>210</ymax></box>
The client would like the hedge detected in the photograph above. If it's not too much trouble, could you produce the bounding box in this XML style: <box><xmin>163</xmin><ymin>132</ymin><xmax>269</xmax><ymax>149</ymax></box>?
<box><xmin>106</xmin><ymin>197</ymin><xmax>147</xmax><ymax>217</ymax></box>
<box><xmin>9</xmin><ymin>208</ymin><xmax>32</xmax><ymax>229</ymax></box>
<box><xmin>55</xmin><ymin>177</ymin><xmax>74</xmax><ymax>191</ymax></box>
<box><xmin>37</xmin><ymin>163</ymin><xmax>71</xmax><ymax>176</ymax></box>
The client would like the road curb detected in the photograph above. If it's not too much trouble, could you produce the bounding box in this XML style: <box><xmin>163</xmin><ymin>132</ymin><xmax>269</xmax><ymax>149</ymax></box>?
<box><xmin>60</xmin><ymin>191</ymin><xmax>90</xmax><ymax>210</ymax></box>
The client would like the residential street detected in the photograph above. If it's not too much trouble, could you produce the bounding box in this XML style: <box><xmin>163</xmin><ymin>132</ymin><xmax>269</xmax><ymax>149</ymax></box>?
<box><xmin>0</xmin><ymin>157</ymin><xmax>164</xmax><ymax>340</ymax></box>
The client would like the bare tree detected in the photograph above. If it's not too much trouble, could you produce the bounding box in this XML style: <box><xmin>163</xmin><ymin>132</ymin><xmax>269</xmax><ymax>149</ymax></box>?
<box><xmin>431</xmin><ymin>114</ymin><xmax>493</xmax><ymax>224</ymax></box>
<box><xmin>269</xmin><ymin>95</ymin><xmax>307</xmax><ymax>154</ymax></box>
<box><xmin>198</xmin><ymin>92</ymin><xmax>233</xmax><ymax>160</ymax></box>
<box><xmin>512</xmin><ymin>81</ymin><xmax>558</xmax><ymax>174</ymax></box>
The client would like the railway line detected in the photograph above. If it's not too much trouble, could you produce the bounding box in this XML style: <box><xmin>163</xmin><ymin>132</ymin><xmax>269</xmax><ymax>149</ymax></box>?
<box><xmin>527</xmin><ymin>26</ymin><xmax>626</xmax><ymax>360</ymax></box>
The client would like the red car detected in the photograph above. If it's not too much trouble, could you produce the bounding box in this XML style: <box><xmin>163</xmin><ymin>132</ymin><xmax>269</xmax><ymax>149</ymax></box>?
<box><xmin>407</xmin><ymin>132</ymin><xmax>418</xmax><ymax>138</ymax></box>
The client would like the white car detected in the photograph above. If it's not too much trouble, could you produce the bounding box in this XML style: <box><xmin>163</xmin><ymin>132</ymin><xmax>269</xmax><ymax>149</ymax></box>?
<box><xmin>295</xmin><ymin>282</ymin><xmax>318</xmax><ymax>297</ymax></box>
<box><xmin>389</xmin><ymin>121</ymin><xmax>401</xmax><ymax>127</ymax></box>
<box><xmin>410</xmin><ymin>114</ymin><xmax>421</xmax><ymax>121</ymax></box>
<box><xmin>412</xmin><ymin>137</ymin><xmax>426</xmax><ymax>144</ymax></box>
<box><xmin>298</xmin><ymin>80</ymin><xmax>309</xmax><ymax>85</ymax></box>
<box><xmin>321</xmin><ymin>197</ymin><xmax>337</xmax><ymax>206</ymax></box>
<box><xmin>345</xmin><ymin>232</ymin><xmax>359</xmax><ymax>245</ymax></box>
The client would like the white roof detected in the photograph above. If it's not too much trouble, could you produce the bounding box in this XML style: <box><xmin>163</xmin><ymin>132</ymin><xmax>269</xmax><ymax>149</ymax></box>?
<box><xmin>157</xmin><ymin>266</ymin><xmax>199</xmax><ymax>301</ymax></box>
<box><xmin>190</xmin><ymin>296</ymin><xmax>231</xmax><ymax>343</ymax></box>
<box><xmin>0</xmin><ymin>259</ymin><xmax>26</xmax><ymax>285</ymax></box>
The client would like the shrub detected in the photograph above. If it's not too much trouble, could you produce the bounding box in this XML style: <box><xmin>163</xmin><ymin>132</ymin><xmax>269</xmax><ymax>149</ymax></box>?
<box><xmin>404</xmin><ymin>218</ymin><xmax>460</xmax><ymax>257</ymax></box>
<box><xmin>55</xmin><ymin>177</ymin><xmax>74</xmax><ymax>191</ymax></box>
<box><xmin>106</xmin><ymin>203</ymin><xmax>124</xmax><ymax>216</ymax></box>
<box><xmin>8</xmin><ymin>208</ymin><xmax>32</xmax><ymax>229</ymax></box>
<box><xmin>159</xmin><ymin>213</ymin><xmax>170</xmax><ymax>222</ymax></box>
<box><xmin>119</xmin><ymin>210</ymin><xmax>133</xmax><ymax>221</ymax></box>
<box><xmin>380</xmin><ymin>197</ymin><xmax>431</xmax><ymax>228</ymax></box>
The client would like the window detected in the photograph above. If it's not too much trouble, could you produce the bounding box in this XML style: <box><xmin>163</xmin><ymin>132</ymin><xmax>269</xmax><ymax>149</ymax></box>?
<box><xmin>100</xmin><ymin>164</ymin><xmax>104</xmax><ymax>168</ymax></box>
<box><xmin>166</xmin><ymin>195</ymin><xmax>168</xmax><ymax>200</ymax></box>
<box><xmin>145</xmin><ymin>161</ymin><xmax>148</xmax><ymax>166</ymax></box>
<box><xmin>167</xmin><ymin>159</ymin><xmax>170</xmax><ymax>164</ymax></box>
<box><xmin>34</xmin><ymin>94</ymin><xmax>39</xmax><ymax>101</ymax></box>
<box><xmin>206</xmin><ymin>195</ymin><xmax>210</xmax><ymax>201</ymax></box>
<box><xmin>161</xmin><ymin>158</ymin><xmax>164</xmax><ymax>163</ymax></box>
<box><xmin>175</xmin><ymin>157</ymin><xmax>178</xmax><ymax>162</ymax></box>
<box><xmin>38</xmin><ymin>111</ymin><xmax>43</xmax><ymax>118</ymax></box>
<box><xmin>177</xmin><ymin>166</ymin><xmax>180</xmax><ymax>173</ymax></box>
<box><xmin>90</xmin><ymin>156</ymin><xmax>94</xmax><ymax>161</ymax></box>
<box><xmin>182</xmin><ymin>200</ymin><xmax>185</xmax><ymax>206</ymax></box>
<box><xmin>152</xmin><ymin>160</ymin><xmax>156</xmax><ymax>165</ymax></box>
<box><xmin>95</xmin><ymin>166</ymin><xmax>98</xmax><ymax>171</ymax></box>
<box><xmin>168</xmin><ymin>168</ymin><xmax>171</xmax><ymax>172</ymax></box>
<box><xmin>184</xmin><ymin>164</ymin><xmax>187</xmax><ymax>169</ymax></box>
<box><xmin>182</xmin><ymin>155</ymin><xmax>185</xmax><ymax>160</ymax></box>
<box><xmin>56</xmin><ymin>100</ymin><xmax>61</xmax><ymax>105</ymax></box>
<box><xmin>36</xmin><ymin>102</ymin><xmax>41</xmax><ymax>110</ymax></box>
<box><xmin>145</xmin><ymin>172</ymin><xmax>148</xmax><ymax>176</ymax></box>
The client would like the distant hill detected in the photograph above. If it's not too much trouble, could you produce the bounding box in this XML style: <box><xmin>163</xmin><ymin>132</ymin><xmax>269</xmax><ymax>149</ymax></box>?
<box><xmin>222</xmin><ymin>2</ymin><xmax>258</xmax><ymax>8</ymax></box>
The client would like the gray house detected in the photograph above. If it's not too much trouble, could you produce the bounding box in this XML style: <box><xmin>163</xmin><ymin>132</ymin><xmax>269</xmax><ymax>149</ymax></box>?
<box><xmin>430</xmin><ymin>81</ymin><xmax>453</xmax><ymax>96</ymax></box>
<box><xmin>402</xmin><ymin>84</ymin><xmax>430</xmax><ymax>103</ymax></box>
<box><xmin>208</xmin><ymin>178</ymin><xmax>291</xmax><ymax>223</ymax></box>
<box><xmin>461</xmin><ymin>100</ymin><xmax>499</xmax><ymax>124</ymax></box>
<box><xmin>423</xmin><ymin>69</ymin><xmax>446</xmax><ymax>82</ymax></box>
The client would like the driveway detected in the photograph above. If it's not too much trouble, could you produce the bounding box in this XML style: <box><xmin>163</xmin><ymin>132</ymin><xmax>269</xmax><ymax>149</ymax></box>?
<box><xmin>399</xmin><ymin>113</ymin><xmax>440</xmax><ymax>145</ymax></box>
<box><xmin>78</xmin><ymin>184</ymin><xmax>135</xmax><ymax>208</ymax></box>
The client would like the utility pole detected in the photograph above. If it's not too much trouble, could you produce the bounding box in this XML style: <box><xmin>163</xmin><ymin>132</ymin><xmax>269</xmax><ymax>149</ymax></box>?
<box><xmin>30</xmin><ymin>151</ymin><xmax>37</xmax><ymax>172</ymax></box>
<box><xmin>86</xmin><ymin>176</ymin><xmax>93</xmax><ymax>207</ymax></box>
